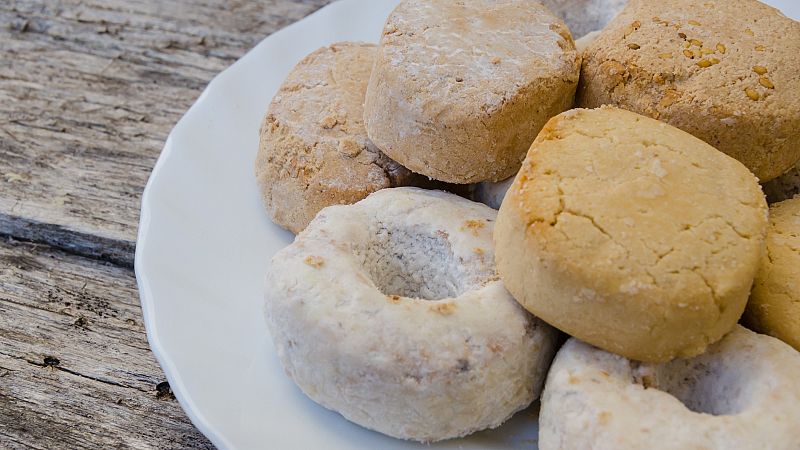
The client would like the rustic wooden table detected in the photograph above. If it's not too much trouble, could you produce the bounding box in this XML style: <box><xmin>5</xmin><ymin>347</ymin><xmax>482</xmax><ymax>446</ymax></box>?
<box><xmin>0</xmin><ymin>1</ymin><xmax>331</xmax><ymax>447</ymax></box>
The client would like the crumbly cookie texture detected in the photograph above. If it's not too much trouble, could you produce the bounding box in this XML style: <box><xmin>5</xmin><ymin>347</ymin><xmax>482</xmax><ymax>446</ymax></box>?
<box><xmin>256</xmin><ymin>42</ymin><xmax>423</xmax><ymax>234</ymax></box>
<box><xmin>539</xmin><ymin>326</ymin><xmax>800</xmax><ymax>450</ymax></box>
<box><xmin>264</xmin><ymin>188</ymin><xmax>559</xmax><ymax>442</ymax></box>
<box><xmin>577</xmin><ymin>0</ymin><xmax>800</xmax><ymax>182</ymax></box>
<box><xmin>744</xmin><ymin>196</ymin><xmax>800</xmax><ymax>351</ymax></box>
<box><xmin>495</xmin><ymin>106</ymin><xmax>768</xmax><ymax>363</ymax></box>
<box><xmin>540</xmin><ymin>0</ymin><xmax>627</xmax><ymax>38</ymax></box>
<box><xmin>763</xmin><ymin>163</ymin><xmax>800</xmax><ymax>204</ymax></box>
<box><xmin>364</xmin><ymin>0</ymin><xmax>580</xmax><ymax>184</ymax></box>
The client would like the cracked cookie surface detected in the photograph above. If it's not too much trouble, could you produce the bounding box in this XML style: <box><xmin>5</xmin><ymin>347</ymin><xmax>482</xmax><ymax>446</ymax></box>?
<box><xmin>577</xmin><ymin>0</ymin><xmax>800</xmax><ymax>182</ymax></box>
<box><xmin>744</xmin><ymin>196</ymin><xmax>800</xmax><ymax>351</ymax></box>
<box><xmin>495</xmin><ymin>106</ymin><xmax>768</xmax><ymax>362</ymax></box>
<box><xmin>256</xmin><ymin>42</ymin><xmax>423</xmax><ymax>234</ymax></box>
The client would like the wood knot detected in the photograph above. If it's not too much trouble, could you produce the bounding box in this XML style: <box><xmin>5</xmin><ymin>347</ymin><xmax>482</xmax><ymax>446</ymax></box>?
<box><xmin>43</xmin><ymin>356</ymin><xmax>60</xmax><ymax>367</ymax></box>
<box><xmin>156</xmin><ymin>381</ymin><xmax>174</xmax><ymax>400</ymax></box>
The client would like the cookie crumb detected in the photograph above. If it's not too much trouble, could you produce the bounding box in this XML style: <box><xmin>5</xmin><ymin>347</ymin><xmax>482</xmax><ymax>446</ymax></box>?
<box><xmin>463</xmin><ymin>220</ymin><xmax>486</xmax><ymax>235</ymax></box>
<box><xmin>337</xmin><ymin>138</ymin><xmax>362</xmax><ymax>157</ymax></box>
<box><xmin>303</xmin><ymin>255</ymin><xmax>325</xmax><ymax>268</ymax></box>
<box><xmin>319</xmin><ymin>115</ymin><xmax>338</xmax><ymax>129</ymax></box>
<box><xmin>430</xmin><ymin>302</ymin><xmax>456</xmax><ymax>315</ymax></box>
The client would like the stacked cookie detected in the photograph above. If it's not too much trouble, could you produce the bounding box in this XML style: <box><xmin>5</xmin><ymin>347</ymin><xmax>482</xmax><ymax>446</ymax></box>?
<box><xmin>258</xmin><ymin>0</ymin><xmax>800</xmax><ymax>447</ymax></box>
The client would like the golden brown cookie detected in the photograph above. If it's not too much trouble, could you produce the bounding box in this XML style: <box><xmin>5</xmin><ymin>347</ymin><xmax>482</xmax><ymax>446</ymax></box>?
<box><xmin>364</xmin><ymin>0</ymin><xmax>580</xmax><ymax>184</ymax></box>
<box><xmin>577</xmin><ymin>0</ymin><xmax>800</xmax><ymax>182</ymax></box>
<box><xmin>256</xmin><ymin>42</ymin><xmax>424</xmax><ymax>234</ymax></box>
<box><xmin>495</xmin><ymin>106</ymin><xmax>768</xmax><ymax>362</ymax></box>
<box><xmin>744</xmin><ymin>196</ymin><xmax>800</xmax><ymax>351</ymax></box>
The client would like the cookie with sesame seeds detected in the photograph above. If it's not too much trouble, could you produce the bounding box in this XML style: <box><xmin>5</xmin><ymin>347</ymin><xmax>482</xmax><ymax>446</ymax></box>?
<box><xmin>577</xmin><ymin>0</ymin><xmax>800</xmax><ymax>182</ymax></box>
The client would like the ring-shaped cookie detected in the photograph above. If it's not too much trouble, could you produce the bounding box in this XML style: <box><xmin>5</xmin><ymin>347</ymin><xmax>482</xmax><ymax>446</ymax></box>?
<box><xmin>539</xmin><ymin>326</ymin><xmax>800</xmax><ymax>450</ymax></box>
<box><xmin>264</xmin><ymin>187</ymin><xmax>559</xmax><ymax>442</ymax></box>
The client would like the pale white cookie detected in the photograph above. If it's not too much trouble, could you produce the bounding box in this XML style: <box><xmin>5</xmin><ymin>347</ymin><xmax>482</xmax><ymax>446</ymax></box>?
<box><xmin>540</xmin><ymin>326</ymin><xmax>800</xmax><ymax>450</ymax></box>
<box><xmin>264</xmin><ymin>187</ymin><xmax>559</xmax><ymax>442</ymax></box>
<box><xmin>365</xmin><ymin>0</ymin><xmax>580</xmax><ymax>184</ymax></box>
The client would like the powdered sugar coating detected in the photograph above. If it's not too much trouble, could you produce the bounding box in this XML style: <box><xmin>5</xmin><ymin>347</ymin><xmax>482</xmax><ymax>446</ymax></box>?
<box><xmin>263</xmin><ymin>187</ymin><xmax>558</xmax><ymax>442</ymax></box>
<box><xmin>365</xmin><ymin>0</ymin><xmax>580</xmax><ymax>183</ymax></box>
<box><xmin>540</xmin><ymin>326</ymin><xmax>800</xmax><ymax>450</ymax></box>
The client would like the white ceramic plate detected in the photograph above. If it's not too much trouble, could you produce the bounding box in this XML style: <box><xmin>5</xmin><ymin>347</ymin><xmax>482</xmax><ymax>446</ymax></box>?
<box><xmin>135</xmin><ymin>1</ymin><xmax>800</xmax><ymax>448</ymax></box>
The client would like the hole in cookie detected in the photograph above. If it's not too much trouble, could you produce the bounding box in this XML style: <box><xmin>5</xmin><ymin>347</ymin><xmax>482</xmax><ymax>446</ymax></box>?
<box><xmin>634</xmin><ymin>355</ymin><xmax>749</xmax><ymax>416</ymax></box>
<box><xmin>354</xmin><ymin>224</ymin><xmax>465</xmax><ymax>300</ymax></box>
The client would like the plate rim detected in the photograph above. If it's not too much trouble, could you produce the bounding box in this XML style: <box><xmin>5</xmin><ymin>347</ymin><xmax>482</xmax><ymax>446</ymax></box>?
<box><xmin>134</xmin><ymin>2</ymin><xmax>352</xmax><ymax>448</ymax></box>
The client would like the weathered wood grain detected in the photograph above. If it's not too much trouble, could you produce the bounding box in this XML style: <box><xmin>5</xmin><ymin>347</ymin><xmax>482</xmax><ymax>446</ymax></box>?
<box><xmin>0</xmin><ymin>236</ymin><xmax>213</xmax><ymax>448</ymax></box>
<box><xmin>0</xmin><ymin>0</ymin><xmax>333</xmax><ymax>267</ymax></box>
<box><xmin>1</xmin><ymin>1</ymin><xmax>336</xmax><ymax>447</ymax></box>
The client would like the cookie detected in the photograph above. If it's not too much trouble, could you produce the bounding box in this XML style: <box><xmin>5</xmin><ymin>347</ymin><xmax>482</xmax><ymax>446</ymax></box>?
<box><xmin>577</xmin><ymin>0</ymin><xmax>800</xmax><ymax>181</ymax></box>
<box><xmin>540</xmin><ymin>326</ymin><xmax>800</xmax><ymax>450</ymax></box>
<box><xmin>495</xmin><ymin>106</ymin><xmax>768</xmax><ymax>362</ymax></box>
<box><xmin>264</xmin><ymin>188</ymin><xmax>559</xmax><ymax>442</ymax></box>
<box><xmin>364</xmin><ymin>0</ymin><xmax>580</xmax><ymax>183</ymax></box>
<box><xmin>256</xmin><ymin>42</ymin><xmax>423</xmax><ymax>234</ymax></box>
<box><xmin>744</xmin><ymin>196</ymin><xmax>800</xmax><ymax>351</ymax></box>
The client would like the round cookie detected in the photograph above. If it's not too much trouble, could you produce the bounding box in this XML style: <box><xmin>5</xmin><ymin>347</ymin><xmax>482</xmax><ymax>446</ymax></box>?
<box><xmin>256</xmin><ymin>42</ymin><xmax>424</xmax><ymax>234</ymax></box>
<box><xmin>539</xmin><ymin>326</ymin><xmax>800</xmax><ymax>450</ymax></box>
<box><xmin>540</xmin><ymin>0</ymin><xmax>627</xmax><ymax>39</ymax></box>
<box><xmin>744</xmin><ymin>196</ymin><xmax>800</xmax><ymax>351</ymax></box>
<box><xmin>264</xmin><ymin>187</ymin><xmax>559</xmax><ymax>442</ymax></box>
<box><xmin>364</xmin><ymin>0</ymin><xmax>580</xmax><ymax>184</ymax></box>
<box><xmin>763</xmin><ymin>163</ymin><xmax>800</xmax><ymax>204</ymax></box>
<box><xmin>494</xmin><ymin>106</ymin><xmax>768</xmax><ymax>363</ymax></box>
<box><xmin>577</xmin><ymin>0</ymin><xmax>800</xmax><ymax>182</ymax></box>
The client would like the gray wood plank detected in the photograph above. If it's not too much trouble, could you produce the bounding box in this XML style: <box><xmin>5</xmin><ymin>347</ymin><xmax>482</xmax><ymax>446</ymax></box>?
<box><xmin>0</xmin><ymin>236</ymin><xmax>212</xmax><ymax>449</ymax></box>
<box><xmin>0</xmin><ymin>0</ymin><xmax>333</xmax><ymax>267</ymax></box>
